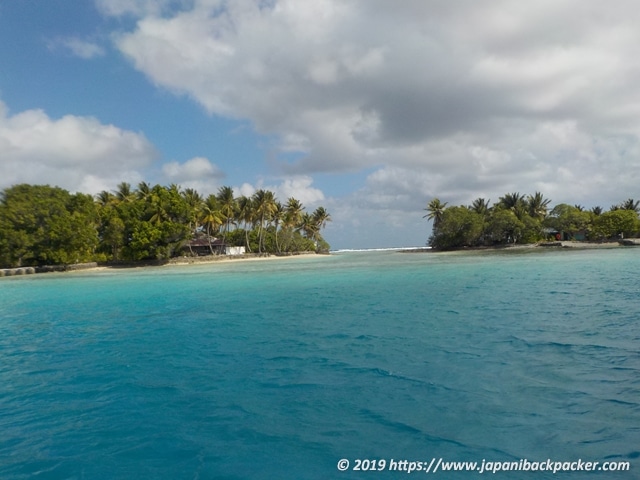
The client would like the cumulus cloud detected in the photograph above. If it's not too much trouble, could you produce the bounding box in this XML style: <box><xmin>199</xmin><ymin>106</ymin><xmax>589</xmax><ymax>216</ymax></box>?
<box><xmin>111</xmin><ymin>1</ymin><xmax>640</xmax><ymax>177</ymax></box>
<box><xmin>267</xmin><ymin>176</ymin><xmax>325</xmax><ymax>207</ymax></box>
<box><xmin>161</xmin><ymin>156</ymin><xmax>225</xmax><ymax>193</ymax></box>
<box><xmin>234</xmin><ymin>175</ymin><xmax>325</xmax><ymax>208</ymax></box>
<box><xmin>104</xmin><ymin>0</ymin><xmax>640</xmax><ymax>246</ymax></box>
<box><xmin>0</xmin><ymin>100</ymin><xmax>156</xmax><ymax>193</ymax></box>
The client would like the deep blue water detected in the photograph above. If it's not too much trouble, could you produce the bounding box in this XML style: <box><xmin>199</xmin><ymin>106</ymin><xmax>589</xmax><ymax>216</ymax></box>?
<box><xmin>1</xmin><ymin>249</ymin><xmax>639</xmax><ymax>479</ymax></box>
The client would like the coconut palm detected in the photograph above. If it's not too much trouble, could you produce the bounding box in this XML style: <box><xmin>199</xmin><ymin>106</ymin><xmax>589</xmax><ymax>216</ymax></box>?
<box><xmin>115</xmin><ymin>182</ymin><xmax>134</xmax><ymax>203</ymax></box>
<box><xmin>526</xmin><ymin>192</ymin><xmax>551</xmax><ymax>220</ymax></box>
<box><xmin>182</xmin><ymin>188</ymin><xmax>203</xmax><ymax>254</ymax></box>
<box><xmin>280</xmin><ymin>197</ymin><xmax>304</xmax><ymax>252</ymax></box>
<box><xmin>271</xmin><ymin>201</ymin><xmax>285</xmax><ymax>253</ymax></box>
<box><xmin>424</xmin><ymin>198</ymin><xmax>448</xmax><ymax>229</ymax></box>
<box><xmin>96</xmin><ymin>190</ymin><xmax>116</xmax><ymax>207</ymax></box>
<box><xmin>148</xmin><ymin>187</ymin><xmax>169</xmax><ymax>225</ymax></box>
<box><xmin>236</xmin><ymin>195</ymin><xmax>254</xmax><ymax>252</ymax></box>
<box><xmin>310</xmin><ymin>206</ymin><xmax>332</xmax><ymax>250</ymax></box>
<box><xmin>284</xmin><ymin>197</ymin><xmax>304</xmax><ymax>228</ymax></box>
<box><xmin>312</xmin><ymin>206</ymin><xmax>331</xmax><ymax>231</ymax></box>
<box><xmin>590</xmin><ymin>206</ymin><xmax>603</xmax><ymax>216</ymax></box>
<box><xmin>136</xmin><ymin>181</ymin><xmax>152</xmax><ymax>201</ymax></box>
<box><xmin>471</xmin><ymin>198</ymin><xmax>491</xmax><ymax>216</ymax></box>
<box><xmin>298</xmin><ymin>212</ymin><xmax>319</xmax><ymax>242</ymax></box>
<box><xmin>216</xmin><ymin>186</ymin><xmax>236</xmax><ymax>242</ymax></box>
<box><xmin>620</xmin><ymin>198</ymin><xmax>640</xmax><ymax>212</ymax></box>
<box><xmin>497</xmin><ymin>192</ymin><xmax>525</xmax><ymax>211</ymax></box>
<box><xmin>252</xmin><ymin>189</ymin><xmax>277</xmax><ymax>253</ymax></box>
<box><xmin>201</xmin><ymin>195</ymin><xmax>223</xmax><ymax>254</ymax></box>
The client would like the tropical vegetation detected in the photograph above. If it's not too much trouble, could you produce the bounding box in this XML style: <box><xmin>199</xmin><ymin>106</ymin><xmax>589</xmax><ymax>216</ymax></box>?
<box><xmin>0</xmin><ymin>183</ymin><xmax>331</xmax><ymax>268</ymax></box>
<box><xmin>425</xmin><ymin>192</ymin><xmax>640</xmax><ymax>250</ymax></box>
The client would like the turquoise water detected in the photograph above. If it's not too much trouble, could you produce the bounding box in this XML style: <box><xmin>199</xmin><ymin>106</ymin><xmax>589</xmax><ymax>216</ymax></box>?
<box><xmin>1</xmin><ymin>249</ymin><xmax>639</xmax><ymax>479</ymax></box>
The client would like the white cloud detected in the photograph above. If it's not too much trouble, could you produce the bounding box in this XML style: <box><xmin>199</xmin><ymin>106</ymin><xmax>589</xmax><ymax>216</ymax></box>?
<box><xmin>233</xmin><ymin>175</ymin><xmax>325</xmax><ymax>208</ymax></box>
<box><xmin>270</xmin><ymin>176</ymin><xmax>325</xmax><ymax>206</ymax></box>
<box><xmin>111</xmin><ymin>1</ymin><xmax>640</xmax><ymax>160</ymax></box>
<box><xmin>235</xmin><ymin>182</ymin><xmax>256</xmax><ymax>198</ymax></box>
<box><xmin>105</xmin><ymin>1</ymin><xmax>640</xmax><ymax>246</ymax></box>
<box><xmin>161</xmin><ymin>156</ymin><xmax>224</xmax><ymax>193</ymax></box>
<box><xmin>51</xmin><ymin>37</ymin><xmax>105</xmax><ymax>59</ymax></box>
<box><xmin>0</xmin><ymin>100</ymin><xmax>156</xmax><ymax>193</ymax></box>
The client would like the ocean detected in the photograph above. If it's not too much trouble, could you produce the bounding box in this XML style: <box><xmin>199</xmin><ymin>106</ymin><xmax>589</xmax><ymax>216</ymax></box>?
<box><xmin>1</xmin><ymin>249</ymin><xmax>639</xmax><ymax>479</ymax></box>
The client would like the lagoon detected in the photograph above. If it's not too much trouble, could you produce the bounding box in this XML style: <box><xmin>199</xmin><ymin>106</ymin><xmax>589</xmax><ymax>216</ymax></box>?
<box><xmin>1</xmin><ymin>249</ymin><xmax>639</xmax><ymax>479</ymax></box>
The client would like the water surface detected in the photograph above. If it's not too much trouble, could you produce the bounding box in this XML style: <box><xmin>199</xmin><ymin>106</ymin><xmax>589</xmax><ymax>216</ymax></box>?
<box><xmin>1</xmin><ymin>249</ymin><xmax>639</xmax><ymax>478</ymax></box>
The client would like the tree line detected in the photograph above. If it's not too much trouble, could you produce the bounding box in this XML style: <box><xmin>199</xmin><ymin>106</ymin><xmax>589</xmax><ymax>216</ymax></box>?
<box><xmin>0</xmin><ymin>182</ymin><xmax>331</xmax><ymax>268</ymax></box>
<box><xmin>425</xmin><ymin>192</ymin><xmax>640</xmax><ymax>250</ymax></box>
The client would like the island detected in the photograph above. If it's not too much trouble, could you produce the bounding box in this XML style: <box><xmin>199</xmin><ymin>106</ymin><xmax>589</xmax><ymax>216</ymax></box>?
<box><xmin>424</xmin><ymin>193</ymin><xmax>640</xmax><ymax>251</ymax></box>
<box><xmin>0</xmin><ymin>183</ymin><xmax>331</xmax><ymax>274</ymax></box>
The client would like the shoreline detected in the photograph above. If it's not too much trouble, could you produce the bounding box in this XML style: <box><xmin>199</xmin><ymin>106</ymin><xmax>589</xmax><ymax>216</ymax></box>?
<box><xmin>403</xmin><ymin>239</ymin><xmax>640</xmax><ymax>254</ymax></box>
<box><xmin>2</xmin><ymin>240</ymin><xmax>639</xmax><ymax>277</ymax></box>
<box><xmin>0</xmin><ymin>252</ymin><xmax>326</xmax><ymax>277</ymax></box>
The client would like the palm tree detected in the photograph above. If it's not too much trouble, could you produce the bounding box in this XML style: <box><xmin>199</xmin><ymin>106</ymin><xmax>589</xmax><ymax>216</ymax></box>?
<box><xmin>590</xmin><ymin>206</ymin><xmax>603</xmax><ymax>216</ymax></box>
<box><xmin>312</xmin><ymin>206</ymin><xmax>331</xmax><ymax>231</ymax></box>
<box><xmin>182</xmin><ymin>188</ymin><xmax>203</xmax><ymax>255</ymax></box>
<box><xmin>96</xmin><ymin>190</ymin><xmax>115</xmax><ymax>207</ymax></box>
<box><xmin>201</xmin><ymin>195</ymin><xmax>223</xmax><ymax>254</ymax></box>
<box><xmin>271</xmin><ymin>201</ymin><xmax>285</xmax><ymax>253</ymax></box>
<box><xmin>148</xmin><ymin>187</ymin><xmax>169</xmax><ymax>225</ymax></box>
<box><xmin>424</xmin><ymin>198</ymin><xmax>448</xmax><ymax>230</ymax></box>
<box><xmin>236</xmin><ymin>195</ymin><xmax>254</xmax><ymax>252</ymax></box>
<box><xmin>216</xmin><ymin>186</ymin><xmax>236</xmax><ymax>242</ymax></box>
<box><xmin>471</xmin><ymin>198</ymin><xmax>491</xmax><ymax>216</ymax></box>
<box><xmin>620</xmin><ymin>198</ymin><xmax>640</xmax><ymax>213</ymax></box>
<box><xmin>574</xmin><ymin>204</ymin><xmax>585</xmax><ymax>212</ymax></box>
<box><xmin>136</xmin><ymin>181</ymin><xmax>152</xmax><ymax>201</ymax></box>
<box><xmin>115</xmin><ymin>182</ymin><xmax>134</xmax><ymax>203</ymax></box>
<box><xmin>311</xmin><ymin>206</ymin><xmax>331</xmax><ymax>250</ymax></box>
<box><xmin>284</xmin><ymin>197</ymin><xmax>304</xmax><ymax>228</ymax></box>
<box><xmin>298</xmin><ymin>212</ymin><xmax>319</xmax><ymax>243</ymax></box>
<box><xmin>282</xmin><ymin>197</ymin><xmax>304</xmax><ymax>251</ymax></box>
<box><xmin>470</xmin><ymin>198</ymin><xmax>491</xmax><ymax>244</ymax></box>
<box><xmin>252</xmin><ymin>189</ymin><xmax>277</xmax><ymax>253</ymax></box>
<box><xmin>497</xmin><ymin>192</ymin><xmax>525</xmax><ymax>211</ymax></box>
<box><xmin>526</xmin><ymin>192</ymin><xmax>551</xmax><ymax>220</ymax></box>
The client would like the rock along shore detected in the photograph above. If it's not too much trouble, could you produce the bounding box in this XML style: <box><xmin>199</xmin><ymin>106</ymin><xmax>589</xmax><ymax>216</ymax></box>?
<box><xmin>0</xmin><ymin>262</ymin><xmax>99</xmax><ymax>277</ymax></box>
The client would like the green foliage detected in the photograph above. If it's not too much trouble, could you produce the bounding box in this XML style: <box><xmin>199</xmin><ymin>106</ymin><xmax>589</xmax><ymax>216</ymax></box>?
<box><xmin>0</xmin><ymin>181</ymin><xmax>332</xmax><ymax>267</ymax></box>
<box><xmin>429</xmin><ymin>206</ymin><xmax>484</xmax><ymax>250</ymax></box>
<box><xmin>592</xmin><ymin>210</ymin><xmax>640</xmax><ymax>239</ymax></box>
<box><xmin>0</xmin><ymin>185</ymin><xmax>99</xmax><ymax>267</ymax></box>
<box><xmin>544</xmin><ymin>204</ymin><xmax>593</xmax><ymax>239</ymax></box>
<box><xmin>486</xmin><ymin>209</ymin><xmax>524</xmax><ymax>244</ymax></box>
<box><xmin>426</xmin><ymin>192</ymin><xmax>640</xmax><ymax>248</ymax></box>
<box><xmin>519</xmin><ymin>215</ymin><xmax>545</xmax><ymax>244</ymax></box>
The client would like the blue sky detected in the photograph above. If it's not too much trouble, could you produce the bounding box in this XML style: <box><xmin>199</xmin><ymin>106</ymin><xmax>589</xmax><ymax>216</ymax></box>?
<box><xmin>2</xmin><ymin>1</ymin><xmax>640</xmax><ymax>249</ymax></box>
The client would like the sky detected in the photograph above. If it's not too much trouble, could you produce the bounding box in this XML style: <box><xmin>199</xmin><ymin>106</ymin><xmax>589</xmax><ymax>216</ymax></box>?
<box><xmin>1</xmin><ymin>0</ymin><xmax>640</xmax><ymax>250</ymax></box>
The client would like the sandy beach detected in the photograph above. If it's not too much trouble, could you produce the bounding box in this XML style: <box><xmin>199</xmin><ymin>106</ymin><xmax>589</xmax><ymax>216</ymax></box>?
<box><xmin>0</xmin><ymin>252</ymin><xmax>326</xmax><ymax>277</ymax></box>
<box><xmin>166</xmin><ymin>252</ymin><xmax>323</xmax><ymax>266</ymax></box>
<box><xmin>93</xmin><ymin>252</ymin><xmax>325</xmax><ymax>272</ymax></box>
